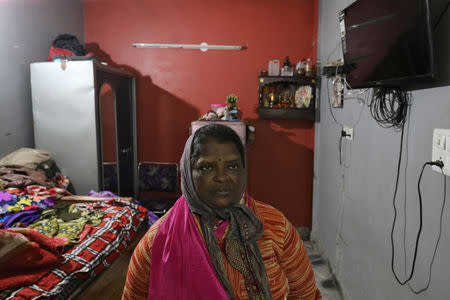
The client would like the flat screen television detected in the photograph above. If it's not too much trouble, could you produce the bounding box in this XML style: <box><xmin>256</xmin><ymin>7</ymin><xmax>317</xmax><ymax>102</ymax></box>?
<box><xmin>339</xmin><ymin>0</ymin><xmax>435</xmax><ymax>89</ymax></box>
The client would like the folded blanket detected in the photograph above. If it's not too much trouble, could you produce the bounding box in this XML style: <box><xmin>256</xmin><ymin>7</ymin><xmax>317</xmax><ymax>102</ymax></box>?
<box><xmin>0</xmin><ymin>228</ymin><xmax>66</xmax><ymax>290</ymax></box>
<box><xmin>0</xmin><ymin>168</ymin><xmax>55</xmax><ymax>189</ymax></box>
<box><xmin>0</xmin><ymin>148</ymin><xmax>51</xmax><ymax>170</ymax></box>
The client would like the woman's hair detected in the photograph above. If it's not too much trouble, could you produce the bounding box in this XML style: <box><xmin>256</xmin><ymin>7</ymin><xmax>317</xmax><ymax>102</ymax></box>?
<box><xmin>190</xmin><ymin>124</ymin><xmax>245</xmax><ymax>168</ymax></box>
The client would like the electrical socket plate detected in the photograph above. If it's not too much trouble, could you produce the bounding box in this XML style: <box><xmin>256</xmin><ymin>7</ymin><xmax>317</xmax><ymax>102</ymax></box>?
<box><xmin>431</xmin><ymin>128</ymin><xmax>450</xmax><ymax>176</ymax></box>
<box><xmin>343</xmin><ymin>126</ymin><xmax>353</xmax><ymax>141</ymax></box>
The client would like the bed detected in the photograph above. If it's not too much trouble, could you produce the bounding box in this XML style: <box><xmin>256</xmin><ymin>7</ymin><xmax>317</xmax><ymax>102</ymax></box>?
<box><xmin>0</xmin><ymin>195</ymin><xmax>148</xmax><ymax>300</ymax></box>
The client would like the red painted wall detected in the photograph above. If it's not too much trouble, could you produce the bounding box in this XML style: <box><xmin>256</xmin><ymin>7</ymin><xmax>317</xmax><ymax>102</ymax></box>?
<box><xmin>85</xmin><ymin>0</ymin><xmax>318</xmax><ymax>227</ymax></box>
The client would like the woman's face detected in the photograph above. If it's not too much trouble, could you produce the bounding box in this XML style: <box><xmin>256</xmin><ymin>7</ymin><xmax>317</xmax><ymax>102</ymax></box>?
<box><xmin>192</xmin><ymin>138</ymin><xmax>245</xmax><ymax>209</ymax></box>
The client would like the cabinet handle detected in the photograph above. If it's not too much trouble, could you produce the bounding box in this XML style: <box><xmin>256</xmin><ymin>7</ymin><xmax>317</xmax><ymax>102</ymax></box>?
<box><xmin>120</xmin><ymin>146</ymin><xmax>131</xmax><ymax>155</ymax></box>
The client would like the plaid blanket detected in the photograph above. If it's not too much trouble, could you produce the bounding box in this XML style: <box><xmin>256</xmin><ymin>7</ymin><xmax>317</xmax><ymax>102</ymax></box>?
<box><xmin>4</xmin><ymin>199</ymin><xmax>147</xmax><ymax>300</ymax></box>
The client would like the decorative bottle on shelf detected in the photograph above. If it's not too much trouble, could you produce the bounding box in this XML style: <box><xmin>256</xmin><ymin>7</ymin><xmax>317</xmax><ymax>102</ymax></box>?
<box><xmin>305</xmin><ymin>59</ymin><xmax>314</xmax><ymax>77</ymax></box>
<box><xmin>296</xmin><ymin>59</ymin><xmax>306</xmax><ymax>76</ymax></box>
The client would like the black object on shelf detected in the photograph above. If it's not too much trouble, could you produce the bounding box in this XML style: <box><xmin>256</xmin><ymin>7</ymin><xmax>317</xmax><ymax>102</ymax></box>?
<box><xmin>257</xmin><ymin>76</ymin><xmax>317</xmax><ymax>121</ymax></box>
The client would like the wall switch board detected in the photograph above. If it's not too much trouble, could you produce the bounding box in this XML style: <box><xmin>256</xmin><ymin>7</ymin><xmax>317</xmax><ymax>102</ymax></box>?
<box><xmin>343</xmin><ymin>125</ymin><xmax>353</xmax><ymax>141</ymax></box>
<box><xmin>432</xmin><ymin>128</ymin><xmax>450</xmax><ymax>176</ymax></box>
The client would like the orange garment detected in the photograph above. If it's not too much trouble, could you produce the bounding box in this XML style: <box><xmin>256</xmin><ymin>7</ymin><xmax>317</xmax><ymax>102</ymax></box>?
<box><xmin>122</xmin><ymin>197</ymin><xmax>321</xmax><ymax>300</ymax></box>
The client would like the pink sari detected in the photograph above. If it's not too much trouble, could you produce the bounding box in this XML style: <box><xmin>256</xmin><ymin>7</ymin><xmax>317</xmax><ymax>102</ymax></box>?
<box><xmin>148</xmin><ymin>196</ymin><xmax>229</xmax><ymax>299</ymax></box>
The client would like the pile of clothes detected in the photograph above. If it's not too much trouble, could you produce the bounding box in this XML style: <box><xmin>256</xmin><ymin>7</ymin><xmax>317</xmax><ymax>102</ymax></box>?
<box><xmin>0</xmin><ymin>148</ymin><xmax>71</xmax><ymax>230</ymax></box>
<box><xmin>0</xmin><ymin>148</ymin><xmax>74</xmax><ymax>292</ymax></box>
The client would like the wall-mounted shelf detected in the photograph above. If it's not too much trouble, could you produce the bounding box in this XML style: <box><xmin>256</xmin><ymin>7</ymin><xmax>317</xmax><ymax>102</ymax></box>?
<box><xmin>257</xmin><ymin>76</ymin><xmax>317</xmax><ymax>121</ymax></box>
<box><xmin>259</xmin><ymin>75</ymin><xmax>316</xmax><ymax>85</ymax></box>
<box><xmin>257</xmin><ymin>107</ymin><xmax>315</xmax><ymax>120</ymax></box>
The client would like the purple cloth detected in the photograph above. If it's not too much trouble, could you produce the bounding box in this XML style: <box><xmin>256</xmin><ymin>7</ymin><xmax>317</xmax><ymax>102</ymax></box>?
<box><xmin>87</xmin><ymin>190</ymin><xmax>118</xmax><ymax>197</ymax></box>
<box><xmin>147</xmin><ymin>210</ymin><xmax>159</xmax><ymax>228</ymax></box>
<box><xmin>1</xmin><ymin>210</ymin><xmax>42</xmax><ymax>228</ymax></box>
<box><xmin>148</xmin><ymin>196</ymin><xmax>228</xmax><ymax>300</ymax></box>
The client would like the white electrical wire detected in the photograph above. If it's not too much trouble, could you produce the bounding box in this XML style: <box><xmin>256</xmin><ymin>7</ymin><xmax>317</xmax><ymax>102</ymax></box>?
<box><xmin>327</xmin><ymin>39</ymin><xmax>342</xmax><ymax>62</ymax></box>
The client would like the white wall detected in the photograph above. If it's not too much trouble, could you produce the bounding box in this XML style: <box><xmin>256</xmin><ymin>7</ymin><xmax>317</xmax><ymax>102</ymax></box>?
<box><xmin>0</xmin><ymin>0</ymin><xmax>84</xmax><ymax>157</ymax></box>
<box><xmin>313</xmin><ymin>0</ymin><xmax>450</xmax><ymax>299</ymax></box>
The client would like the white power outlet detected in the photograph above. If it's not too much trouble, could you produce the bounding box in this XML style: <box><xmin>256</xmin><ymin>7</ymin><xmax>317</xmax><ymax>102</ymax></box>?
<box><xmin>343</xmin><ymin>126</ymin><xmax>353</xmax><ymax>141</ymax></box>
<box><xmin>431</xmin><ymin>128</ymin><xmax>450</xmax><ymax>176</ymax></box>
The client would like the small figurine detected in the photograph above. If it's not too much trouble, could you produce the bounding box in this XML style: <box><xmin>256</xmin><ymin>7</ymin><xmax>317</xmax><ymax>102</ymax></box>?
<box><xmin>296</xmin><ymin>59</ymin><xmax>306</xmax><ymax>76</ymax></box>
<box><xmin>280</xmin><ymin>56</ymin><xmax>294</xmax><ymax>76</ymax></box>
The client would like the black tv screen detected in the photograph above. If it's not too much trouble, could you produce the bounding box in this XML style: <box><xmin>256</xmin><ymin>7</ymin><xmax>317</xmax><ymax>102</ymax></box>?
<box><xmin>340</xmin><ymin>0</ymin><xmax>435</xmax><ymax>88</ymax></box>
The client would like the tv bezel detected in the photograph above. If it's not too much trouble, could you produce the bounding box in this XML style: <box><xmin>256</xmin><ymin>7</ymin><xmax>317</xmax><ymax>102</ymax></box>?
<box><xmin>340</xmin><ymin>0</ymin><xmax>436</xmax><ymax>89</ymax></box>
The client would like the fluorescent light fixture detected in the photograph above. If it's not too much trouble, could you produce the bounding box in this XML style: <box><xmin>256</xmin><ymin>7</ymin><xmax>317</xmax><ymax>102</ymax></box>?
<box><xmin>133</xmin><ymin>42</ymin><xmax>245</xmax><ymax>52</ymax></box>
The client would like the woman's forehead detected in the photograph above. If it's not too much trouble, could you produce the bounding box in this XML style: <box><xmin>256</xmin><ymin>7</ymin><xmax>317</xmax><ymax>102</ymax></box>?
<box><xmin>197</xmin><ymin>139</ymin><xmax>241</xmax><ymax>158</ymax></box>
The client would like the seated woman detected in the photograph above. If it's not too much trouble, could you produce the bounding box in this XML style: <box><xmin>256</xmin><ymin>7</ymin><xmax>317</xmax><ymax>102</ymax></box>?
<box><xmin>122</xmin><ymin>124</ymin><xmax>321</xmax><ymax>300</ymax></box>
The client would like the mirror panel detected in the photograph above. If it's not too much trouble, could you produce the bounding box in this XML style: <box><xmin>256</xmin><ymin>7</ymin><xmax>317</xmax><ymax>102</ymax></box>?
<box><xmin>99</xmin><ymin>82</ymin><xmax>118</xmax><ymax>194</ymax></box>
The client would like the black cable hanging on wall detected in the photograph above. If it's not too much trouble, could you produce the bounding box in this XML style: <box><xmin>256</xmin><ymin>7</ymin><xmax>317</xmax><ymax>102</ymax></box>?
<box><xmin>391</xmin><ymin>158</ymin><xmax>446</xmax><ymax>292</ymax></box>
<box><xmin>369</xmin><ymin>87</ymin><xmax>410</xmax><ymax>130</ymax></box>
<box><xmin>408</xmin><ymin>166</ymin><xmax>447</xmax><ymax>294</ymax></box>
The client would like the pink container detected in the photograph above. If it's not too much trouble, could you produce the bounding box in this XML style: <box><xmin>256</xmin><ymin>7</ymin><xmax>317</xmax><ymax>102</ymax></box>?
<box><xmin>210</xmin><ymin>104</ymin><xmax>225</xmax><ymax>112</ymax></box>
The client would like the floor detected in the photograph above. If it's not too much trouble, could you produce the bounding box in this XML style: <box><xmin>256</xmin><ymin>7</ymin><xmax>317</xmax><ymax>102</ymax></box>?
<box><xmin>304</xmin><ymin>241</ymin><xmax>344</xmax><ymax>300</ymax></box>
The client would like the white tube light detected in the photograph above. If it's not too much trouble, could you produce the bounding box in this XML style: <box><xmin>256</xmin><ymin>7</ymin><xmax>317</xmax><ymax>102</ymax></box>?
<box><xmin>133</xmin><ymin>42</ymin><xmax>244</xmax><ymax>52</ymax></box>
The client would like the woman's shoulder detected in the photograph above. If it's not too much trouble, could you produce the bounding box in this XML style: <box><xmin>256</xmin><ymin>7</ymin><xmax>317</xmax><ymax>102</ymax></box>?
<box><xmin>142</xmin><ymin>212</ymin><xmax>169</xmax><ymax>247</ymax></box>
<box><xmin>252</xmin><ymin>198</ymin><xmax>288</xmax><ymax>226</ymax></box>
<box><xmin>252</xmin><ymin>199</ymin><xmax>287</xmax><ymax>235</ymax></box>
<box><xmin>250</xmin><ymin>198</ymin><xmax>294</xmax><ymax>257</ymax></box>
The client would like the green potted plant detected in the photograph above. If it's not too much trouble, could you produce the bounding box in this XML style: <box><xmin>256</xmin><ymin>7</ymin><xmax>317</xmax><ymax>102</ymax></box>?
<box><xmin>225</xmin><ymin>94</ymin><xmax>240</xmax><ymax>120</ymax></box>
